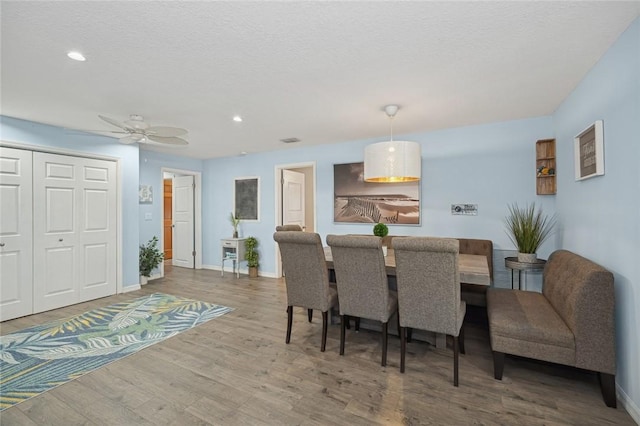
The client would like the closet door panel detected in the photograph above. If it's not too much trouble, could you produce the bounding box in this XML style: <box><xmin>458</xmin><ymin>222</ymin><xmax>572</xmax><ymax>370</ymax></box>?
<box><xmin>33</xmin><ymin>152</ymin><xmax>80</xmax><ymax>313</ymax></box>
<box><xmin>0</xmin><ymin>147</ymin><xmax>33</xmax><ymax>321</ymax></box>
<box><xmin>78</xmin><ymin>158</ymin><xmax>116</xmax><ymax>302</ymax></box>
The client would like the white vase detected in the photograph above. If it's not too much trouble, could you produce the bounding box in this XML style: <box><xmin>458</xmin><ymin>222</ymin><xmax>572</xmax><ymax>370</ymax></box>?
<box><xmin>140</xmin><ymin>275</ymin><xmax>148</xmax><ymax>285</ymax></box>
<box><xmin>518</xmin><ymin>252</ymin><xmax>537</xmax><ymax>263</ymax></box>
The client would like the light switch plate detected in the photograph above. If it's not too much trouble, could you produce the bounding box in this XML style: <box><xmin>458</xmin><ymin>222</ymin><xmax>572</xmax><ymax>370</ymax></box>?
<box><xmin>145</xmin><ymin>212</ymin><xmax>152</xmax><ymax>221</ymax></box>
<box><xmin>451</xmin><ymin>204</ymin><xmax>478</xmax><ymax>215</ymax></box>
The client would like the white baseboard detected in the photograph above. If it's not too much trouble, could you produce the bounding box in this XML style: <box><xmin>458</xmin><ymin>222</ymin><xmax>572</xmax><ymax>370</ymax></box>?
<box><xmin>617</xmin><ymin>384</ymin><xmax>640</xmax><ymax>424</ymax></box>
<box><xmin>122</xmin><ymin>284</ymin><xmax>141</xmax><ymax>293</ymax></box>
<box><xmin>201</xmin><ymin>264</ymin><xmax>277</xmax><ymax>279</ymax></box>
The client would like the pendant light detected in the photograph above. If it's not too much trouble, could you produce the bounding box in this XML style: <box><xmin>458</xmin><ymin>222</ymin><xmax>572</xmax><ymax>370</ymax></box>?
<box><xmin>364</xmin><ymin>105</ymin><xmax>421</xmax><ymax>182</ymax></box>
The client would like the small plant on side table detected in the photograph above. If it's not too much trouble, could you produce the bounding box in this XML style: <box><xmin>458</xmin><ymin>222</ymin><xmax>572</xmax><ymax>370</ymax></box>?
<box><xmin>504</xmin><ymin>202</ymin><xmax>556</xmax><ymax>263</ymax></box>
<box><xmin>245</xmin><ymin>236</ymin><xmax>259</xmax><ymax>278</ymax></box>
<box><xmin>140</xmin><ymin>236</ymin><xmax>164</xmax><ymax>284</ymax></box>
<box><xmin>229</xmin><ymin>212</ymin><xmax>241</xmax><ymax>238</ymax></box>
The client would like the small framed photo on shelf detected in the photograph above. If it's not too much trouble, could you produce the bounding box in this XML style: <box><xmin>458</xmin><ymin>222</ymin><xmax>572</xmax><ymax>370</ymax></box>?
<box><xmin>574</xmin><ymin>120</ymin><xmax>604</xmax><ymax>181</ymax></box>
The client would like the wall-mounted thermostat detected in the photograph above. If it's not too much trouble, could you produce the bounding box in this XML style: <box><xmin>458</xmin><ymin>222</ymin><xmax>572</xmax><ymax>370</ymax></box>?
<box><xmin>451</xmin><ymin>204</ymin><xmax>478</xmax><ymax>215</ymax></box>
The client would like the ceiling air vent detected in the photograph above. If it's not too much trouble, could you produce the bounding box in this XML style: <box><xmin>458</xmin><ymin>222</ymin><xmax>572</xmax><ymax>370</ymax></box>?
<box><xmin>280</xmin><ymin>137</ymin><xmax>301</xmax><ymax>144</ymax></box>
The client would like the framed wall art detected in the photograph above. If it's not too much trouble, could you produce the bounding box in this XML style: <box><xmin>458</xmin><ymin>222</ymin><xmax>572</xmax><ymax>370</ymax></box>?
<box><xmin>234</xmin><ymin>177</ymin><xmax>259</xmax><ymax>221</ymax></box>
<box><xmin>574</xmin><ymin>120</ymin><xmax>604</xmax><ymax>181</ymax></box>
<box><xmin>333</xmin><ymin>162</ymin><xmax>420</xmax><ymax>224</ymax></box>
<box><xmin>139</xmin><ymin>184</ymin><xmax>153</xmax><ymax>204</ymax></box>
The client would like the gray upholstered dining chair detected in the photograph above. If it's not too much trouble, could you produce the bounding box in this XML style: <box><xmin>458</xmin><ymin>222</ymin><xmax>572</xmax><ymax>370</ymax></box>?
<box><xmin>393</xmin><ymin>237</ymin><xmax>466</xmax><ymax>386</ymax></box>
<box><xmin>273</xmin><ymin>231</ymin><xmax>338</xmax><ymax>352</ymax></box>
<box><xmin>276</xmin><ymin>224</ymin><xmax>303</xmax><ymax>231</ymax></box>
<box><xmin>326</xmin><ymin>234</ymin><xmax>398</xmax><ymax>366</ymax></box>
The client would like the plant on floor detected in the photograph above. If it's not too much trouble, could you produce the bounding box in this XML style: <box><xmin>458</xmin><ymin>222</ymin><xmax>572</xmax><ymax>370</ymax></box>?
<box><xmin>504</xmin><ymin>202</ymin><xmax>556</xmax><ymax>262</ymax></box>
<box><xmin>140</xmin><ymin>236</ymin><xmax>164</xmax><ymax>277</ymax></box>
<box><xmin>229</xmin><ymin>212</ymin><xmax>241</xmax><ymax>238</ymax></box>
<box><xmin>245</xmin><ymin>236</ymin><xmax>259</xmax><ymax>277</ymax></box>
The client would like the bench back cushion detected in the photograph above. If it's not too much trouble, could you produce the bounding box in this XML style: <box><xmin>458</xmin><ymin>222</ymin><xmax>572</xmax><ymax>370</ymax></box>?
<box><xmin>543</xmin><ymin>250</ymin><xmax>615</xmax><ymax>373</ymax></box>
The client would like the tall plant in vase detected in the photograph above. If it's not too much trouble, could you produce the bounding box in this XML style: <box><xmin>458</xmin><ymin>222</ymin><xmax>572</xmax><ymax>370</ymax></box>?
<box><xmin>139</xmin><ymin>236</ymin><xmax>164</xmax><ymax>284</ymax></box>
<box><xmin>229</xmin><ymin>212</ymin><xmax>240</xmax><ymax>238</ymax></box>
<box><xmin>504</xmin><ymin>202</ymin><xmax>556</xmax><ymax>263</ymax></box>
<box><xmin>245</xmin><ymin>236</ymin><xmax>259</xmax><ymax>278</ymax></box>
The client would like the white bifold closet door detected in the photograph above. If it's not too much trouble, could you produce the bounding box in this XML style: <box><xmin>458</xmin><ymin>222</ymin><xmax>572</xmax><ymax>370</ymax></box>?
<box><xmin>0</xmin><ymin>147</ymin><xmax>34</xmax><ymax>321</ymax></box>
<box><xmin>32</xmin><ymin>152</ymin><xmax>117</xmax><ymax>313</ymax></box>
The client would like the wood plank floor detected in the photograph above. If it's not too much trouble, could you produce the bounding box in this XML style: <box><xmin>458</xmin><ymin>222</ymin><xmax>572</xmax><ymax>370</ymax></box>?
<box><xmin>1</xmin><ymin>266</ymin><xmax>634</xmax><ymax>425</ymax></box>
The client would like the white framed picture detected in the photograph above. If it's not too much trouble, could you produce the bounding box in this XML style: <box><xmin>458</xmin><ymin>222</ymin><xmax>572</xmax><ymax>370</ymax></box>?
<box><xmin>574</xmin><ymin>120</ymin><xmax>604</xmax><ymax>181</ymax></box>
<box><xmin>139</xmin><ymin>184</ymin><xmax>153</xmax><ymax>204</ymax></box>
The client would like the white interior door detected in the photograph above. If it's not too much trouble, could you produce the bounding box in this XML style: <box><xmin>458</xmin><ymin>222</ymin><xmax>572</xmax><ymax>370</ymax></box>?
<box><xmin>33</xmin><ymin>152</ymin><xmax>116</xmax><ymax>313</ymax></box>
<box><xmin>172</xmin><ymin>175</ymin><xmax>194</xmax><ymax>268</ymax></box>
<box><xmin>282</xmin><ymin>169</ymin><xmax>305</xmax><ymax>229</ymax></box>
<box><xmin>0</xmin><ymin>147</ymin><xmax>34</xmax><ymax>321</ymax></box>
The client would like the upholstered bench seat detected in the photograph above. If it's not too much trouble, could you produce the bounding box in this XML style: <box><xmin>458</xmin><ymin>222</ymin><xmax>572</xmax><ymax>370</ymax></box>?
<box><xmin>487</xmin><ymin>289</ymin><xmax>575</xmax><ymax>365</ymax></box>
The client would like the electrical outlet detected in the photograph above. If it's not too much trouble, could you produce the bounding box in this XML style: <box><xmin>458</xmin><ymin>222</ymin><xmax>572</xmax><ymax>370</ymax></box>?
<box><xmin>451</xmin><ymin>204</ymin><xmax>478</xmax><ymax>215</ymax></box>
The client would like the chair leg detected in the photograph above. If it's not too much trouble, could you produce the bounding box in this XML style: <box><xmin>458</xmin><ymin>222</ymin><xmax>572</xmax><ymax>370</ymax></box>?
<box><xmin>345</xmin><ymin>314</ymin><xmax>351</xmax><ymax>330</ymax></box>
<box><xmin>286</xmin><ymin>306</ymin><xmax>293</xmax><ymax>344</ymax></box>
<box><xmin>340</xmin><ymin>315</ymin><xmax>346</xmax><ymax>355</ymax></box>
<box><xmin>396</xmin><ymin>310</ymin><xmax>401</xmax><ymax>338</ymax></box>
<box><xmin>459</xmin><ymin>324</ymin><xmax>466</xmax><ymax>355</ymax></box>
<box><xmin>320</xmin><ymin>311</ymin><xmax>328</xmax><ymax>352</ymax></box>
<box><xmin>308</xmin><ymin>309</ymin><xmax>313</xmax><ymax>323</ymax></box>
<box><xmin>381</xmin><ymin>322</ymin><xmax>388</xmax><ymax>366</ymax></box>
<box><xmin>453</xmin><ymin>335</ymin><xmax>459</xmax><ymax>387</ymax></box>
<box><xmin>407</xmin><ymin>327</ymin><xmax>413</xmax><ymax>343</ymax></box>
<box><xmin>598</xmin><ymin>373</ymin><xmax>617</xmax><ymax>408</ymax></box>
<box><xmin>400</xmin><ymin>326</ymin><xmax>406</xmax><ymax>373</ymax></box>
<box><xmin>355</xmin><ymin>317</ymin><xmax>360</xmax><ymax>331</ymax></box>
<box><xmin>493</xmin><ymin>351</ymin><xmax>505</xmax><ymax>380</ymax></box>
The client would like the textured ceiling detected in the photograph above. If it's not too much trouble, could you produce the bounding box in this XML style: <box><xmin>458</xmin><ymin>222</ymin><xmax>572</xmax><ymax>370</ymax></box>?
<box><xmin>2</xmin><ymin>1</ymin><xmax>639</xmax><ymax>159</ymax></box>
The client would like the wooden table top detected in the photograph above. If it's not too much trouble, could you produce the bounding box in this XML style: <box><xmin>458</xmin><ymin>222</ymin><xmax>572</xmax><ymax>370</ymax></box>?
<box><xmin>324</xmin><ymin>247</ymin><xmax>490</xmax><ymax>286</ymax></box>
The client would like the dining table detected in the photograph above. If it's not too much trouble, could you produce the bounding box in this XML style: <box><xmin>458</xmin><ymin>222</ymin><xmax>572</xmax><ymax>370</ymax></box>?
<box><xmin>324</xmin><ymin>247</ymin><xmax>491</xmax><ymax>286</ymax></box>
<box><xmin>323</xmin><ymin>246</ymin><xmax>491</xmax><ymax>349</ymax></box>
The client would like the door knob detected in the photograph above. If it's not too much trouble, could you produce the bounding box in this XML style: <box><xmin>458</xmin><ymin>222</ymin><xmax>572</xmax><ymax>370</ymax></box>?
<box><xmin>0</xmin><ymin>243</ymin><xmax>5</xmax><ymax>247</ymax></box>
<box><xmin>59</xmin><ymin>238</ymin><xmax>64</xmax><ymax>242</ymax></box>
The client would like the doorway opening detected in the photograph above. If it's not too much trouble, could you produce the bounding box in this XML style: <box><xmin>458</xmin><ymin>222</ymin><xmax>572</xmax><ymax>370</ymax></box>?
<box><xmin>160</xmin><ymin>168</ymin><xmax>202</xmax><ymax>277</ymax></box>
<box><xmin>274</xmin><ymin>162</ymin><xmax>316</xmax><ymax>278</ymax></box>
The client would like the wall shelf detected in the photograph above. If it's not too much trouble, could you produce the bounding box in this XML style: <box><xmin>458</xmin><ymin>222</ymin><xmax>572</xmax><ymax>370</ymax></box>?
<box><xmin>536</xmin><ymin>139</ymin><xmax>556</xmax><ymax>195</ymax></box>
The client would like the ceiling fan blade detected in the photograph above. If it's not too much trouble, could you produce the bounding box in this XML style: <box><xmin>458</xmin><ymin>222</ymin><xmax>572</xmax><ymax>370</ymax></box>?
<box><xmin>99</xmin><ymin>115</ymin><xmax>130</xmax><ymax>131</ymax></box>
<box><xmin>119</xmin><ymin>135</ymin><xmax>143</xmax><ymax>144</ymax></box>
<box><xmin>147</xmin><ymin>135</ymin><xmax>189</xmax><ymax>146</ymax></box>
<box><xmin>146</xmin><ymin>126</ymin><xmax>188</xmax><ymax>137</ymax></box>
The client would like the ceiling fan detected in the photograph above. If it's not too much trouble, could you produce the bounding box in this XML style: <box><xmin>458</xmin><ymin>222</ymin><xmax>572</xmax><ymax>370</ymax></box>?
<box><xmin>98</xmin><ymin>114</ymin><xmax>188</xmax><ymax>145</ymax></box>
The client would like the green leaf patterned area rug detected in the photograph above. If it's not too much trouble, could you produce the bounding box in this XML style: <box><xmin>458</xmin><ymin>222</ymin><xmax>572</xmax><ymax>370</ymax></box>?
<box><xmin>0</xmin><ymin>293</ymin><xmax>233</xmax><ymax>411</ymax></box>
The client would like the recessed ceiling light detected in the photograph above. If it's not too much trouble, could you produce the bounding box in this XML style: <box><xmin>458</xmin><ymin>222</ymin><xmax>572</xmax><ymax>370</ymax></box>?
<box><xmin>240</xmin><ymin>151</ymin><xmax>248</xmax><ymax>156</ymax></box>
<box><xmin>233</xmin><ymin>115</ymin><xmax>243</xmax><ymax>122</ymax></box>
<box><xmin>67</xmin><ymin>51</ymin><xmax>86</xmax><ymax>61</ymax></box>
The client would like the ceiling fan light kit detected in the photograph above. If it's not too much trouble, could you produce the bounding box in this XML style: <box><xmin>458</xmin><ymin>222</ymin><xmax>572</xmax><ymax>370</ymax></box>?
<box><xmin>364</xmin><ymin>105</ymin><xmax>421</xmax><ymax>183</ymax></box>
<box><xmin>98</xmin><ymin>114</ymin><xmax>189</xmax><ymax>146</ymax></box>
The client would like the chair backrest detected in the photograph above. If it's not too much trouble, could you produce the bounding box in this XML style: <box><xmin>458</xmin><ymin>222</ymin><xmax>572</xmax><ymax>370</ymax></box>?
<box><xmin>326</xmin><ymin>234</ymin><xmax>390</xmax><ymax>322</ymax></box>
<box><xmin>394</xmin><ymin>237</ymin><xmax>461</xmax><ymax>335</ymax></box>
<box><xmin>276</xmin><ymin>224</ymin><xmax>303</xmax><ymax>231</ymax></box>
<box><xmin>273</xmin><ymin>231</ymin><xmax>331</xmax><ymax>310</ymax></box>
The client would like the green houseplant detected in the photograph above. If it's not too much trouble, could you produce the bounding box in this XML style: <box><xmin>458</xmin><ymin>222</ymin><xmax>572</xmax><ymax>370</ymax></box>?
<box><xmin>229</xmin><ymin>212</ymin><xmax>240</xmax><ymax>238</ymax></box>
<box><xmin>373</xmin><ymin>222</ymin><xmax>389</xmax><ymax>255</ymax></box>
<box><xmin>504</xmin><ymin>203</ymin><xmax>556</xmax><ymax>263</ymax></box>
<box><xmin>245</xmin><ymin>236</ymin><xmax>259</xmax><ymax>278</ymax></box>
<box><xmin>139</xmin><ymin>236</ymin><xmax>164</xmax><ymax>283</ymax></box>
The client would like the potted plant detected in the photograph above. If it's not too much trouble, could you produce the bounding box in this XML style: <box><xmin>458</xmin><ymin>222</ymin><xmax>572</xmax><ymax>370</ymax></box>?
<box><xmin>139</xmin><ymin>236</ymin><xmax>164</xmax><ymax>284</ymax></box>
<box><xmin>245</xmin><ymin>236</ymin><xmax>259</xmax><ymax>278</ymax></box>
<box><xmin>373</xmin><ymin>222</ymin><xmax>389</xmax><ymax>256</ymax></box>
<box><xmin>229</xmin><ymin>212</ymin><xmax>240</xmax><ymax>238</ymax></box>
<box><xmin>504</xmin><ymin>202</ymin><xmax>556</xmax><ymax>263</ymax></box>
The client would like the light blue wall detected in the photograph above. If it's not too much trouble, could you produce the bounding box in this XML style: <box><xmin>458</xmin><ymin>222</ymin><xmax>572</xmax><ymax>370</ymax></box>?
<box><xmin>138</xmin><ymin>150</ymin><xmax>203</xmax><ymax>247</ymax></box>
<box><xmin>202</xmin><ymin>116</ymin><xmax>555</xmax><ymax>273</ymax></box>
<box><xmin>0</xmin><ymin>116</ymin><xmax>140</xmax><ymax>288</ymax></box>
<box><xmin>553</xmin><ymin>17</ymin><xmax>640</xmax><ymax>415</ymax></box>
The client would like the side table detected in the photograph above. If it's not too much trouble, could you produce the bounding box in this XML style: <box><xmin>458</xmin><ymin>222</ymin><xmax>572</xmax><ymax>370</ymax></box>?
<box><xmin>221</xmin><ymin>238</ymin><xmax>246</xmax><ymax>278</ymax></box>
<box><xmin>504</xmin><ymin>257</ymin><xmax>546</xmax><ymax>290</ymax></box>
